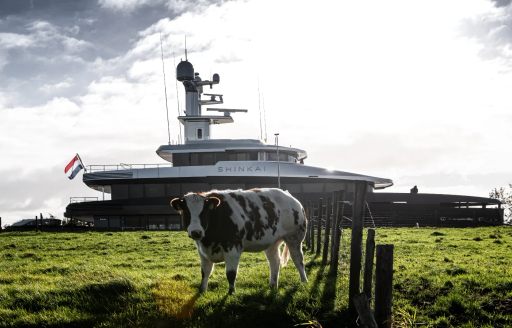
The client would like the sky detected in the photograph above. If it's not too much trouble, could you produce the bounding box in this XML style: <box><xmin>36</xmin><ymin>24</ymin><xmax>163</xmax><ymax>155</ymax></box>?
<box><xmin>1</xmin><ymin>0</ymin><xmax>512</xmax><ymax>226</ymax></box>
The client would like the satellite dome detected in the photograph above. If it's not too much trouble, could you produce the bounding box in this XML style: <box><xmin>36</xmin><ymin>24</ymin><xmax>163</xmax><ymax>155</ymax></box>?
<box><xmin>176</xmin><ymin>60</ymin><xmax>194</xmax><ymax>81</ymax></box>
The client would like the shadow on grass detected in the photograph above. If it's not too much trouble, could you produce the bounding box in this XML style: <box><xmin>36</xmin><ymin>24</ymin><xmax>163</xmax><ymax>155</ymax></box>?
<box><xmin>188</xmin><ymin>285</ymin><xmax>302</xmax><ymax>328</ymax></box>
<box><xmin>6</xmin><ymin>278</ymin><xmax>141</xmax><ymax>328</ymax></box>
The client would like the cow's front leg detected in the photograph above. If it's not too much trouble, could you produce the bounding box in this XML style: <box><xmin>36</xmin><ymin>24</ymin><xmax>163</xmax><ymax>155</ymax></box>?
<box><xmin>225</xmin><ymin>249</ymin><xmax>241</xmax><ymax>295</ymax></box>
<box><xmin>199</xmin><ymin>254</ymin><xmax>214</xmax><ymax>293</ymax></box>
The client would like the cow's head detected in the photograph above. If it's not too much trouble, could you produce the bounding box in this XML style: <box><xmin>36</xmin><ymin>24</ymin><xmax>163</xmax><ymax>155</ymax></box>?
<box><xmin>170</xmin><ymin>193</ymin><xmax>221</xmax><ymax>240</ymax></box>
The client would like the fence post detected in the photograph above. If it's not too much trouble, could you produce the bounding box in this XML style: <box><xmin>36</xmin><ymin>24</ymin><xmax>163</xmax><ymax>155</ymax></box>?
<box><xmin>363</xmin><ymin>228</ymin><xmax>376</xmax><ymax>301</ymax></box>
<box><xmin>349</xmin><ymin>181</ymin><xmax>368</xmax><ymax>317</ymax></box>
<box><xmin>330</xmin><ymin>192</ymin><xmax>336</xmax><ymax>254</ymax></box>
<box><xmin>329</xmin><ymin>191</ymin><xmax>344</xmax><ymax>275</ymax></box>
<box><xmin>374</xmin><ymin>244</ymin><xmax>394</xmax><ymax>328</ymax></box>
<box><xmin>316</xmin><ymin>198</ymin><xmax>323</xmax><ymax>256</ymax></box>
<box><xmin>305</xmin><ymin>202</ymin><xmax>311</xmax><ymax>249</ymax></box>
<box><xmin>322</xmin><ymin>196</ymin><xmax>332</xmax><ymax>265</ymax></box>
<box><xmin>310</xmin><ymin>202</ymin><xmax>315</xmax><ymax>254</ymax></box>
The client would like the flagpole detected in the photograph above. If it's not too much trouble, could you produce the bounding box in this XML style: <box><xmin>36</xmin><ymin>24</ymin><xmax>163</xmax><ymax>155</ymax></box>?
<box><xmin>76</xmin><ymin>153</ymin><xmax>87</xmax><ymax>173</ymax></box>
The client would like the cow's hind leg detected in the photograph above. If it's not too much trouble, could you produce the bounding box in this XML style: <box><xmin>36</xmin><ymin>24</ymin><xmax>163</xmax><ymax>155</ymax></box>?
<box><xmin>283</xmin><ymin>235</ymin><xmax>308</xmax><ymax>283</ymax></box>
<box><xmin>264</xmin><ymin>240</ymin><xmax>282</xmax><ymax>289</ymax></box>
<box><xmin>225</xmin><ymin>249</ymin><xmax>242</xmax><ymax>294</ymax></box>
<box><xmin>199</xmin><ymin>254</ymin><xmax>214</xmax><ymax>293</ymax></box>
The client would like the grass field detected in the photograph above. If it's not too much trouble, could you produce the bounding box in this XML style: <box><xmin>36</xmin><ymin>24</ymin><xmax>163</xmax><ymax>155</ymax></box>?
<box><xmin>0</xmin><ymin>226</ymin><xmax>511</xmax><ymax>327</ymax></box>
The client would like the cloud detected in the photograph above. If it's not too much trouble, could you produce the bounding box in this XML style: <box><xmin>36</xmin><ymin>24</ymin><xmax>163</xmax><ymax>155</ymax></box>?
<box><xmin>0</xmin><ymin>32</ymin><xmax>34</xmax><ymax>48</ymax></box>
<box><xmin>98</xmin><ymin>0</ymin><xmax>163</xmax><ymax>12</ymax></box>
<box><xmin>491</xmin><ymin>0</ymin><xmax>512</xmax><ymax>7</ymax></box>
<box><xmin>40</xmin><ymin>78</ymin><xmax>73</xmax><ymax>93</ymax></box>
<box><xmin>461</xmin><ymin>2</ymin><xmax>512</xmax><ymax>64</ymax></box>
<box><xmin>25</xmin><ymin>20</ymin><xmax>93</xmax><ymax>53</ymax></box>
<box><xmin>98</xmin><ymin>0</ymin><xmax>224</xmax><ymax>14</ymax></box>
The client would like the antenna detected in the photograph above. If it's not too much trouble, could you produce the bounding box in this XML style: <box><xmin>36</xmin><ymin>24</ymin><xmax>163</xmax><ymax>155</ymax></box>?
<box><xmin>258</xmin><ymin>80</ymin><xmax>263</xmax><ymax>140</ymax></box>
<box><xmin>173</xmin><ymin>51</ymin><xmax>183</xmax><ymax>143</ymax></box>
<box><xmin>159</xmin><ymin>33</ymin><xmax>172</xmax><ymax>145</ymax></box>
<box><xmin>275</xmin><ymin>133</ymin><xmax>281</xmax><ymax>189</ymax></box>
<box><xmin>262</xmin><ymin>86</ymin><xmax>268</xmax><ymax>143</ymax></box>
<box><xmin>184</xmin><ymin>35</ymin><xmax>188</xmax><ymax>61</ymax></box>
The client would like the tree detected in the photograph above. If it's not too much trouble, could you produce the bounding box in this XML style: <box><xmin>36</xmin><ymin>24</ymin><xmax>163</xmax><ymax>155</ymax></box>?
<box><xmin>489</xmin><ymin>184</ymin><xmax>512</xmax><ymax>224</ymax></box>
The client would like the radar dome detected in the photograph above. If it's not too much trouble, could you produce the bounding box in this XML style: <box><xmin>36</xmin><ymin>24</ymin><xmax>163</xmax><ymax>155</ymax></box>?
<box><xmin>176</xmin><ymin>60</ymin><xmax>194</xmax><ymax>81</ymax></box>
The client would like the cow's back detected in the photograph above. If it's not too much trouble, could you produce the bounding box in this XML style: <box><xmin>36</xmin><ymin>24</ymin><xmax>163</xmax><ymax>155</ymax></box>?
<box><xmin>205</xmin><ymin>188</ymin><xmax>306</xmax><ymax>251</ymax></box>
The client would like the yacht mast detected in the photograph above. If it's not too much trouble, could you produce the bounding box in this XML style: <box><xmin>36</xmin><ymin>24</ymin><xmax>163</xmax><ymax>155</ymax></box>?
<box><xmin>175</xmin><ymin>57</ymin><xmax>246</xmax><ymax>143</ymax></box>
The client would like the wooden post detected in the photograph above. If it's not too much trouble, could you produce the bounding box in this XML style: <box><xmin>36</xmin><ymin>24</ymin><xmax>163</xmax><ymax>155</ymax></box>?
<box><xmin>310</xmin><ymin>202</ymin><xmax>315</xmax><ymax>253</ymax></box>
<box><xmin>329</xmin><ymin>191</ymin><xmax>345</xmax><ymax>275</ymax></box>
<box><xmin>349</xmin><ymin>181</ymin><xmax>368</xmax><ymax>317</ymax></box>
<box><xmin>322</xmin><ymin>196</ymin><xmax>332</xmax><ymax>265</ymax></box>
<box><xmin>374</xmin><ymin>244</ymin><xmax>394</xmax><ymax>328</ymax></box>
<box><xmin>316</xmin><ymin>198</ymin><xmax>323</xmax><ymax>256</ymax></box>
<box><xmin>329</xmin><ymin>191</ymin><xmax>338</xmax><ymax>263</ymax></box>
<box><xmin>353</xmin><ymin>293</ymin><xmax>378</xmax><ymax>328</ymax></box>
<box><xmin>363</xmin><ymin>228</ymin><xmax>376</xmax><ymax>301</ymax></box>
<box><xmin>0</xmin><ymin>217</ymin><xmax>2</xmax><ymax>232</ymax></box>
<box><xmin>306</xmin><ymin>202</ymin><xmax>312</xmax><ymax>249</ymax></box>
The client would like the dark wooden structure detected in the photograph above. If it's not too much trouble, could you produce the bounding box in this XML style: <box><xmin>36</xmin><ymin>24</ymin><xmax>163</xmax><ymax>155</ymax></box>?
<box><xmin>65</xmin><ymin>187</ymin><xmax>503</xmax><ymax>230</ymax></box>
<box><xmin>365</xmin><ymin>192</ymin><xmax>503</xmax><ymax>227</ymax></box>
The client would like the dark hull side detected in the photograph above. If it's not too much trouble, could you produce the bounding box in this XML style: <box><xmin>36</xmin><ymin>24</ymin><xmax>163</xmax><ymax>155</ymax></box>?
<box><xmin>65</xmin><ymin>190</ymin><xmax>503</xmax><ymax>229</ymax></box>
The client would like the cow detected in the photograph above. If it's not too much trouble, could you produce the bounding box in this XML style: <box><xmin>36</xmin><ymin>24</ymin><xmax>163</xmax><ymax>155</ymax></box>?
<box><xmin>170</xmin><ymin>188</ymin><xmax>308</xmax><ymax>294</ymax></box>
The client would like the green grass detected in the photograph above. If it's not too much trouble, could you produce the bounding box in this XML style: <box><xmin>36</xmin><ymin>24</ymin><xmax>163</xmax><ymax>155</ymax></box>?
<box><xmin>0</xmin><ymin>227</ymin><xmax>510</xmax><ymax>327</ymax></box>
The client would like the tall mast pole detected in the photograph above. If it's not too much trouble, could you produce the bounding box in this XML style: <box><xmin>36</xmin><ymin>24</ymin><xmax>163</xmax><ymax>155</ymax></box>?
<box><xmin>275</xmin><ymin>133</ymin><xmax>281</xmax><ymax>189</ymax></box>
<box><xmin>159</xmin><ymin>33</ymin><xmax>171</xmax><ymax>145</ymax></box>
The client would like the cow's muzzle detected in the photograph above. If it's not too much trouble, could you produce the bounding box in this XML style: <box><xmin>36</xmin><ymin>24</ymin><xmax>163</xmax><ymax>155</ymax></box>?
<box><xmin>190</xmin><ymin>230</ymin><xmax>203</xmax><ymax>240</ymax></box>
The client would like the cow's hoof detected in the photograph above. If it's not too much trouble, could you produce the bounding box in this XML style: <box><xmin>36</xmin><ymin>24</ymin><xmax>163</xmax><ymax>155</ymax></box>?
<box><xmin>228</xmin><ymin>287</ymin><xmax>235</xmax><ymax>295</ymax></box>
<box><xmin>199</xmin><ymin>287</ymin><xmax>207</xmax><ymax>294</ymax></box>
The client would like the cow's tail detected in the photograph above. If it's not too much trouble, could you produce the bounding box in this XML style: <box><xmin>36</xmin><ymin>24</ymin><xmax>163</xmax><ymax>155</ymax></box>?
<box><xmin>280</xmin><ymin>243</ymin><xmax>290</xmax><ymax>267</ymax></box>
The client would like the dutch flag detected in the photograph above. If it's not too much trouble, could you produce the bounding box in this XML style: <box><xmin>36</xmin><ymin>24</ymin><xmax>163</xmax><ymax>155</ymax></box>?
<box><xmin>64</xmin><ymin>154</ymin><xmax>85</xmax><ymax>180</ymax></box>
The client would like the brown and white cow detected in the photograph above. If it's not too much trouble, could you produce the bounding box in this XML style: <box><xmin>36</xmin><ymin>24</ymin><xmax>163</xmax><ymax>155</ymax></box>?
<box><xmin>171</xmin><ymin>188</ymin><xmax>308</xmax><ymax>294</ymax></box>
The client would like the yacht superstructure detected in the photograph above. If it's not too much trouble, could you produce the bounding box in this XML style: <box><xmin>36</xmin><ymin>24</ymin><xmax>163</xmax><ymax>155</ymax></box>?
<box><xmin>65</xmin><ymin>57</ymin><xmax>393</xmax><ymax>229</ymax></box>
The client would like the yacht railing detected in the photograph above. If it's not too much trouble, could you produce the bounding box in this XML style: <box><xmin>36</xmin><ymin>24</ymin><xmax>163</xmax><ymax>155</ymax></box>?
<box><xmin>69</xmin><ymin>197</ymin><xmax>99</xmax><ymax>203</ymax></box>
<box><xmin>86</xmin><ymin>163</ymin><xmax>173</xmax><ymax>172</ymax></box>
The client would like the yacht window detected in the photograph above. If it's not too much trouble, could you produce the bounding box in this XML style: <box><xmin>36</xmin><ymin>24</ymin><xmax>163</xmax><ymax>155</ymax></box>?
<box><xmin>173</xmin><ymin>153</ymin><xmax>189</xmax><ymax>166</ymax></box>
<box><xmin>199</xmin><ymin>152</ymin><xmax>215</xmax><ymax>165</ymax></box>
<box><xmin>190</xmin><ymin>153</ymin><xmax>201</xmax><ymax>165</ymax></box>
<box><xmin>324</xmin><ymin>182</ymin><xmax>347</xmax><ymax>192</ymax></box>
<box><xmin>302</xmin><ymin>183</ymin><xmax>324</xmax><ymax>193</ymax></box>
<box><xmin>128</xmin><ymin>184</ymin><xmax>144</xmax><ymax>198</ymax></box>
<box><xmin>112</xmin><ymin>185</ymin><xmax>129</xmax><ymax>199</ymax></box>
<box><xmin>166</xmin><ymin>183</ymin><xmax>181</xmax><ymax>195</ymax></box>
<box><xmin>215</xmin><ymin>152</ymin><xmax>228</xmax><ymax>162</ymax></box>
<box><xmin>145</xmin><ymin>184</ymin><xmax>165</xmax><ymax>197</ymax></box>
<box><xmin>237</xmin><ymin>153</ymin><xmax>249</xmax><ymax>161</ymax></box>
<box><xmin>282</xmin><ymin>183</ymin><xmax>302</xmax><ymax>193</ymax></box>
<box><xmin>197</xmin><ymin>128</ymin><xmax>203</xmax><ymax>139</ymax></box>
<box><xmin>181</xmin><ymin>183</ymin><xmax>210</xmax><ymax>192</ymax></box>
<box><xmin>267</xmin><ymin>152</ymin><xmax>289</xmax><ymax>162</ymax></box>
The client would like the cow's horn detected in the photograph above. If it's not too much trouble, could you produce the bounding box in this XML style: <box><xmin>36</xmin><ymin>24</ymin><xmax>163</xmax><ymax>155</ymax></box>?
<box><xmin>208</xmin><ymin>196</ymin><xmax>221</xmax><ymax>208</ymax></box>
<box><xmin>170</xmin><ymin>198</ymin><xmax>181</xmax><ymax>210</ymax></box>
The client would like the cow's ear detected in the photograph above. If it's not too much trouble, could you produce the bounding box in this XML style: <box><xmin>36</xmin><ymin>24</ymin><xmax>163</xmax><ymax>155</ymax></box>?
<box><xmin>170</xmin><ymin>198</ymin><xmax>183</xmax><ymax>212</ymax></box>
<box><xmin>207</xmin><ymin>196</ymin><xmax>221</xmax><ymax>209</ymax></box>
